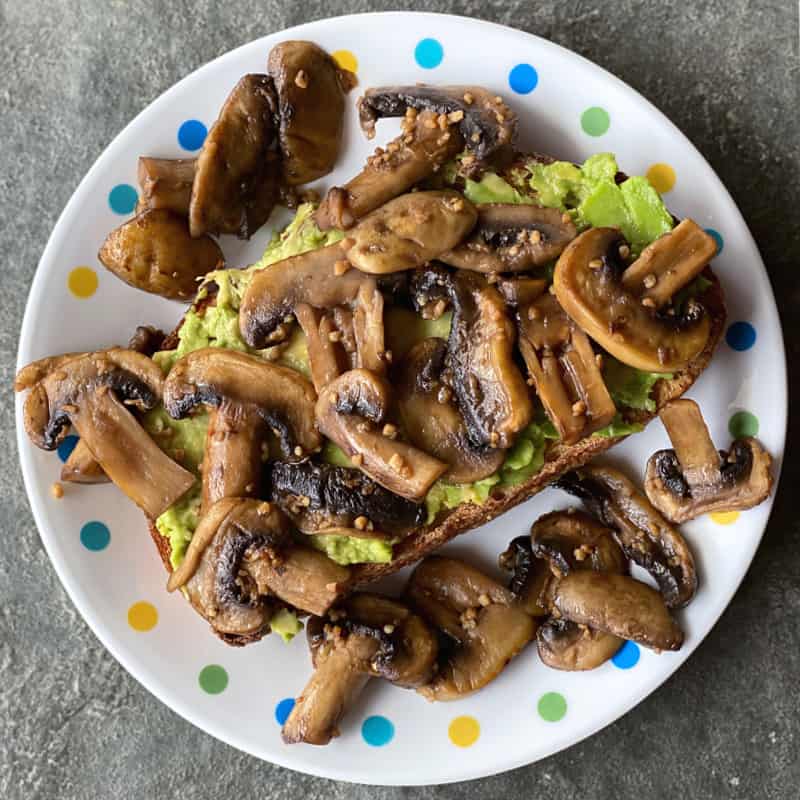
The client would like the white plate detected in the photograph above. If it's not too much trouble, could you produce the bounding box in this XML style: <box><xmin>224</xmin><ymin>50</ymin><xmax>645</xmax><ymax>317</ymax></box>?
<box><xmin>15</xmin><ymin>11</ymin><xmax>786</xmax><ymax>786</ymax></box>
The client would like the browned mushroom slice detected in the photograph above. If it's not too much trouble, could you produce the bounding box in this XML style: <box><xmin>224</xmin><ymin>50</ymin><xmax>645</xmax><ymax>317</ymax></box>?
<box><xmin>440</xmin><ymin>204</ymin><xmax>576</xmax><ymax>273</ymax></box>
<box><xmin>621</xmin><ymin>219</ymin><xmax>717</xmax><ymax>309</ymax></box>
<box><xmin>496</xmin><ymin>276</ymin><xmax>547</xmax><ymax>307</ymax></box>
<box><xmin>537</xmin><ymin>620</ymin><xmax>624</xmax><ymax>671</ymax></box>
<box><xmin>282</xmin><ymin>594</ymin><xmax>437</xmax><ymax>744</ymax></box>
<box><xmin>98</xmin><ymin>208</ymin><xmax>224</xmax><ymax>301</ymax></box>
<box><xmin>551</xmin><ymin>571</ymin><xmax>683</xmax><ymax>651</ymax></box>
<box><xmin>517</xmin><ymin>293</ymin><xmax>615</xmax><ymax>444</ymax></box>
<box><xmin>498</xmin><ymin>535</ymin><xmax>553</xmax><ymax>617</ymax></box>
<box><xmin>137</xmin><ymin>157</ymin><xmax>195</xmax><ymax>216</ymax></box>
<box><xmin>167</xmin><ymin>498</ymin><xmax>350</xmax><ymax>641</ymax></box>
<box><xmin>270</xmin><ymin>461</ymin><xmax>425</xmax><ymax>538</ymax></box>
<box><xmin>189</xmin><ymin>74</ymin><xmax>279</xmax><ymax>239</ymax></box>
<box><xmin>555</xmin><ymin>465</ymin><xmax>697</xmax><ymax>608</ymax></box>
<box><xmin>163</xmin><ymin>348</ymin><xmax>320</xmax><ymax>513</ymax></box>
<box><xmin>553</xmin><ymin>227</ymin><xmax>711</xmax><ymax>372</ymax></box>
<box><xmin>411</xmin><ymin>267</ymin><xmax>532</xmax><ymax>449</ymax></box>
<box><xmin>294</xmin><ymin>303</ymin><xmax>347</xmax><ymax>392</ymax></box>
<box><xmin>316</xmin><ymin>369</ymin><xmax>447</xmax><ymax>502</ymax></box>
<box><xmin>351</xmin><ymin>280</ymin><xmax>386</xmax><ymax>374</ymax></box>
<box><xmin>15</xmin><ymin>349</ymin><xmax>194</xmax><ymax>517</ymax></box>
<box><xmin>407</xmin><ymin>556</ymin><xmax>535</xmax><ymax>701</ymax></box>
<box><xmin>316</xmin><ymin>109</ymin><xmax>464</xmax><ymax>230</ymax></box>
<box><xmin>396</xmin><ymin>338</ymin><xmax>504</xmax><ymax>483</ymax></box>
<box><xmin>347</xmin><ymin>191</ymin><xmax>478</xmax><ymax>275</ymax></box>
<box><xmin>358</xmin><ymin>85</ymin><xmax>517</xmax><ymax>164</ymax></box>
<box><xmin>239</xmin><ymin>240</ymin><xmax>370</xmax><ymax>348</ymax></box>
<box><xmin>645</xmin><ymin>399</ymin><xmax>773</xmax><ymax>523</ymax></box>
<box><xmin>267</xmin><ymin>41</ymin><xmax>346</xmax><ymax>186</ymax></box>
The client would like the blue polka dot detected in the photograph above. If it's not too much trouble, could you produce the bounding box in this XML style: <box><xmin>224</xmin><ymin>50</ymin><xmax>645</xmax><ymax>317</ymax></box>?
<box><xmin>612</xmin><ymin>640</ymin><xmax>640</xmax><ymax>669</ymax></box>
<box><xmin>726</xmin><ymin>321</ymin><xmax>756</xmax><ymax>352</ymax></box>
<box><xmin>414</xmin><ymin>38</ymin><xmax>443</xmax><ymax>69</ymax></box>
<box><xmin>362</xmin><ymin>715</ymin><xmax>394</xmax><ymax>746</ymax></box>
<box><xmin>57</xmin><ymin>435</ymin><xmax>79</xmax><ymax>463</ymax></box>
<box><xmin>509</xmin><ymin>63</ymin><xmax>538</xmax><ymax>94</ymax></box>
<box><xmin>178</xmin><ymin>119</ymin><xmax>208</xmax><ymax>152</ymax></box>
<box><xmin>705</xmin><ymin>228</ymin><xmax>724</xmax><ymax>254</ymax></box>
<box><xmin>725</xmin><ymin>322</ymin><xmax>756</xmax><ymax>353</ymax></box>
<box><xmin>80</xmin><ymin>521</ymin><xmax>110</xmax><ymax>552</ymax></box>
<box><xmin>274</xmin><ymin>697</ymin><xmax>295</xmax><ymax>725</ymax></box>
<box><xmin>108</xmin><ymin>184</ymin><xmax>138</xmax><ymax>215</ymax></box>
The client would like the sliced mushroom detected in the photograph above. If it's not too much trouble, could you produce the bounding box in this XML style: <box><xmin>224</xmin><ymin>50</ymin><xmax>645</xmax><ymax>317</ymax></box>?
<box><xmin>551</xmin><ymin>571</ymin><xmax>683</xmax><ymax>651</ymax></box>
<box><xmin>396</xmin><ymin>338</ymin><xmax>504</xmax><ymax>483</ymax></box>
<box><xmin>553</xmin><ymin>227</ymin><xmax>712</xmax><ymax>372</ymax></box>
<box><xmin>98</xmin><ymin>208</ymin><xmax>224</xmax><ymax>300</ymax></box>
<box><xmin>282</xmin><ymin>594</ymin><xmax>437</xmax><ymax>744</ymax></box>
<box><xmin>60</xmin><ymin>326</ymin><xmax>166</xmax><ymax>485</ymax></box>
<box><xmin>163</xmin><ymin>348</ymin><xmax>320</xmax><ymax>513</ymax></box>
<box><xmin>294</xmin><ymin>303</ymin><xmax>348</xmax><ymax>392</ymax></box>
<box><xmin>346</xmin><ymin>191</ymin><xmax>478</xmax><ymax>275</ymax></box>
<box><xmin>407</xmin><ymin>556</ymin><xmax>535</xmax><ymax>700</ymax></box>
<box><xmin>517</xmin><ymin>293</ymin><xmax>616</xmax><ymax>444</ymax></box>
<box><xmin>316</xmin><ymin>109</ymin><xmax>464</xmax><ymax>230</ymax></box>
<box><xmin>315</xmin><ymin>369</ymin><xmax>447</xmax><ymax>502</ymax></box>
<box><xmin>189</xmin><ymin>74</ymin><xmax>279</xmax><ymax>239</ymax></box>
<box><xmin>267</xmin><ymin>41</ymin><xmax>346</xmax><ymax>186</ymax></box>
<box><xmin>411</xmin><ymin>267</ymin><xmax>532</xmax><ymax>449</ymax></box>
<box><xmin>440</xmin><ymin>204</ymin><xmax>576</xmax><ymax>273</ymax></box>
<box><xmin>137</xmin><ymin>157</ymin><xmax>195</xmax><ymax>216</ymax></box>
<box><xmin>15</xmin><ymin>349</ymin><xmax>194</xmax><ymax>517</ymax></box>
<box><xmin>496</xmin><ymin>276</ymin><xmax>547</xmax><ymax>308</ymax></box>
<box><xmin>555</xmin><ymin>465</ymin><xmax>697</xmax><ymax>608</ymax></box>
<box><xmin>167</xmin><ymin>498</ymin><xmax>350</xmax><ymax>641</ymax></box>
<box><xmin>269</xmin><ymin>460</ymin><xmax>425</xmax><ymax>537</ymax></box>
<box><xmin>239</xmin><ymin>240</ymin><xmax>366</xmax><ymax>348</ymax></box>
<box><xmin>498</xmin><ymin>535</ymin><xmax>553</xmax><ymax>617</ymax></box>
<box><xmin>351</xmin><ymin>280</ymin><xmax>386</xmax><ymax>374</ymax></box>
<box><xmin>621</xmin><ymin>219</ymin><xmax>717</xmax><ymax>309</ymax></box>
<box><xmin>644</xmin><ymin>399</ymin><xmax>773</xmax><ymax>523</ymax></box>
<box><xmin>358</xmin><ymin>85</ymin><xmax>517</xmax><ymax>163</ymax></box>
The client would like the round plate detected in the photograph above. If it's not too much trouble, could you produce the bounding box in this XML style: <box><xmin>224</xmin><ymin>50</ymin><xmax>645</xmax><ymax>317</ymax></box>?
<box><xmin>15</xmin><ymin>11</ymin><xmax>786</xmax><ymax>785</ymax></box>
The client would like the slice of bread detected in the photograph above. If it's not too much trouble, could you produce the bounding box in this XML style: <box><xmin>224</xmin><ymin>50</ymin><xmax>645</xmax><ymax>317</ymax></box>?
<box><xmin>144</xmin><ymin>172</ymin><xmax>727</xmax><ymax>588</ymax></box>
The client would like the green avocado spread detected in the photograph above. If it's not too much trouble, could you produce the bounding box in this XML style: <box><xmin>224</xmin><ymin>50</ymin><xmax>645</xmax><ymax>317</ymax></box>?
<box><xmin>147</xmin><ymin>155</ymin><xmax>689</xmax><ymax>583</ymax></box>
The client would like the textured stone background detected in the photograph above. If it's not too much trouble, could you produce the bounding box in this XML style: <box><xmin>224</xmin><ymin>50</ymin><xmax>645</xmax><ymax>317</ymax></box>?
<box><xmin>1</xmin><ymin>1</ymin><xmax>798</xmax><ymax>798</ymax></box>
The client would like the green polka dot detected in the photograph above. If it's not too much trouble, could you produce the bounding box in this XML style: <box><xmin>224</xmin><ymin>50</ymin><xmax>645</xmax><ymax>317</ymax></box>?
<box><xmin>538</xmin><ymin>691</ymin><xmax>567</xmax><ymax>722</ymax></box>
<box><xmin>198</xmin><ymin>665</ymin><xmax>228</xmax><ymax>694</ymax></box>
<box><xmin>729</xmin><ymin>411</ymin><xmax>759</xmax><ymax>439</ymax></box>
<box><xmin>580</xmin><ymin>107</ymin><xmax>610</xmax><ymax>136</ymax></box>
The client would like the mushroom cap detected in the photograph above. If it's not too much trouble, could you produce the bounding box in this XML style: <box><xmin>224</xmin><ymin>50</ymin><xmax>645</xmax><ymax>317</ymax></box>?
<box><xmin>498</xmin><ymin>535</ymin><xmax>553</xmax><ymax>617</ymax></box>
<box><xmin>396</xmin><ymin>338</ymin><xmax>505</xmax><ymax>483</ymax></box>
<box><xmin>162</xmin><ymin>348</ymin><xmax>321</xmax><ymax>458</ymax></box>
<box><xmin>238</xmin><ymin>240</ymin><xmax>366</xmax><ymax>349</ymax></box>
<box><xmin>347</xmin><ymin>190</ymin><xmax>478</xmax><ymax>275</ymax></box>
<box><xmin>358</xmin><ymin>85</ymin><xmax>517</xmax><ymax>162</ymax></box>
<box><xmin>315</xmin><ymin>369</ymin><xmax>448</xmax><ymax>502</ymax></box>
<box><xmin>189</xmin><ymin>73</ymin><xmax>279</xmax><ymax>239</ymax></box>
<box><xmin>440</xmin><ymin>203</ymin><xmax>577</xmax><ymax>273</ymax></box>
<box><xmin>267</xmin><ymin>41</ymin><xmax>346</xmax><ymax>186</ymax></box>
<box><xmin>536</xmin><ymin>619</ymin><xmax>623</xmax><ymax>671</ymax></box>
<box><xmin>407</xmin><ymin>556</ymin><xmax>536</xmax><ymax>701</ymax></box>
<box><xmin>98</xmin><ymin>208</ymin><xmax>224</xmax><ymax>301</ymax></box>
<box><xmin>554</xmin><ymin>227</ymin><xmax>711</xmax><ymax>372</ymax></box>
<box><xmin>555</xmin><ymin>465</ymin><xmax>698</xmax><ymax>609</ymax></box>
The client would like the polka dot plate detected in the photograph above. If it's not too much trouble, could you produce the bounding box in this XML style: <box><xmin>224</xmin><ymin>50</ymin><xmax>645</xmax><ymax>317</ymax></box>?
<box><xmin>14</xmin><ymin>12</ymin><xmax>787</xmax><ymax>785</ymax></box>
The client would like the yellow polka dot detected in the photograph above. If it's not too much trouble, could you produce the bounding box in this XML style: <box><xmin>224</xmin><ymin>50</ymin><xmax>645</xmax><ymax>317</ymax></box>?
<box><xmin>332</xmin><ymin>49</ymin><xmax>358</xmax><ymax>74</ymax></box>
<box><xmin>646</xmin><ymin>163</ymin><xmax>676</xmax><ymax>194</ymax></box>
<box><xmin>68</xmin><ymin>266</ymin><xmax>98</xmax><ymax>298</ymax></box>
<box><xmin>710</xmin><ymin>510</ymin><xmax>740</xmax><ymax>525</ymax></box>
<box><xmin>448</xmin><ymin>715</ymin><xmax>480</xmax><ymax>747</ymax></box>
<box><xmin>128</xmin><ymin>601</ymin><xmax>158</xmax><ymax>631</ymax></box>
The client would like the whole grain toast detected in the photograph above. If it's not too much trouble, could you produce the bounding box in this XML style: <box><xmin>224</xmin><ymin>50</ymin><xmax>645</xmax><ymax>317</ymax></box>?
<box><xmin>145</xmin><ymin>268</ymin><xmax>726</xmax><ymax>586</ymax></box>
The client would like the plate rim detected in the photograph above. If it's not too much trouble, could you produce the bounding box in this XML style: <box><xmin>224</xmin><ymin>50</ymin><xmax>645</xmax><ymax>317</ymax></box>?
<box><xmin>14</xmin><ymin>10</ymin><xmax>788</xmax><ymax>785</ymax></box>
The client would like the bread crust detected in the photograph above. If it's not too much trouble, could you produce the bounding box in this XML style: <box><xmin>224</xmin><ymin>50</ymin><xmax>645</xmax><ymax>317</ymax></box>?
<box><xmin>146</xmin><ymin>269</ymin><xmax>725</xmax><ymax>588</ymax></box>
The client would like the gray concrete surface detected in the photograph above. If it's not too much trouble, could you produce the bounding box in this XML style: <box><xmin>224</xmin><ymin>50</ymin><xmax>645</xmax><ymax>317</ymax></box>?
<box><xmin>1</xmin><ymin>1</ymin><xmax>798</xmax><ymax>797</ymax></box>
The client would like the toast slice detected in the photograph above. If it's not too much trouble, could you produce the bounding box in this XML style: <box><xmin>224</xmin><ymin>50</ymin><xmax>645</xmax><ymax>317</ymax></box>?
<box><xmin>144</xmin><ymin>261</ymin><xmax>726</xmax><ymax>587</ymax></box>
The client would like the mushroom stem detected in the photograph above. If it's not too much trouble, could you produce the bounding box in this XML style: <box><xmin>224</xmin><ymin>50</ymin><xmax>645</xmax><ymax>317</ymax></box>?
<box><xmin>61</xmin><ymin>440</ymin><xmax>110</xmax><ymax>484</ymax></box>
<box><xmin>659</xmin><ymin>399</ymin><xmax>721</xmax><ymax>493</ymax></box>
<box><xmin>202</xmin><ymin>403</ymin><xmax>265</xmax><ymax>513</ymax></box>
<box><xmin>137</xmin><ymin>157</ymin><xmax>195</xmax><ymax>216</ymax></box>
<box><xmin>282</xmin><ymin>648</ymin><xmax>373</xmax><ymax>745</ymax></box>
<box><xmin>294</xmin><ymin>303</ymin><xmax>344</xmax><ymax>392</ymax></box>
<box><xmin>352</xmin><ymin>280</ymin><xmax>386</xmax><ymax>373</ymax></box>
<box><xmin>72</xmin><ymin>390</ymin><xmax>194</xmax><ymax>517</ymax></box>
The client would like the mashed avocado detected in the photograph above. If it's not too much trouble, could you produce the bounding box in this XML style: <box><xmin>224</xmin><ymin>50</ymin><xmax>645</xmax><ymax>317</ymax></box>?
<box><xmin>310</xmin><ymin>534</ymin><xmax>393</xmax><ymax>565</ymax></box>
<box><xmin>270</xmin><ymin>608</ymin><xmax>304</xmax><ymax>642</ymax></box>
